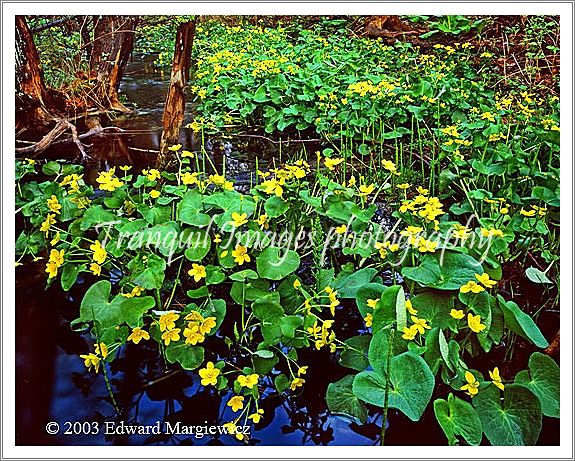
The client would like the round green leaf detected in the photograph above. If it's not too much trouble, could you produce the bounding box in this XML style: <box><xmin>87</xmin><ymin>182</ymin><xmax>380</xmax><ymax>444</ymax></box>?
<box><xmin>165</xmin><ymin>343</ymin><xmax>204</xmax><ymax>370</ymax></box>
<box><xmin>256</xmin><ymin>246</ymin><xmax>300</xmax><ymax>280</ymax></box>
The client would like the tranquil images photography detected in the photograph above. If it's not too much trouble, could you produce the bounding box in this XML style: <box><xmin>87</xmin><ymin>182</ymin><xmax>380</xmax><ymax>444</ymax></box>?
<box><xmin>14</xmin><ymin>13</ymin><xmax>560</xmax><ymax>447</ymax></box>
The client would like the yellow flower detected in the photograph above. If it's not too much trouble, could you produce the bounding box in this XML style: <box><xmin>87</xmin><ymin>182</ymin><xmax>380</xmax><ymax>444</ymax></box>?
<box><xmin>168</xmin><ymin>144</ymin><xmax>182</xmax><ymax>151</ymax></box>
<box><xmin>79</xmin><ymin>353</ymin><xmax>101</xmax><ymax>373</ymax></box>
<box><xmin>199</xmin><ymin>361</ymin><xmax>220</xmax><ymax>386</ymax></box>
<box><xmin>227</xmin><ymin>395</ymin><xmax>244</xmax><ymax>412</ymax></box>
<box><xmin>90</xmin><ymin>240</ymin><xmax>107</xmax><ymax>265</ymax></box>
<box><xmin>158</xmin><ymin>312</ymin><xmax>180</xmax><ymax>332</ymax></box>
<box><xmin>188</xmin><ymin>263</ymin><xmax>207</xmax><ymax>282</ymax></box>
<box><xmin>467</xmin><ymin>313</ymin><xmax>486</xmax><ymax>333</ymax></box>
<box><xmin>237</xmin><ymin>373</ymin><xmax>259</xmax><ymax>389</ymax></box>
<box><xmin>298</xmin><ymin>366</ymin><xmax>308</xmax><ymax>376</ymax></box>
<box><xmin>324</xmin><ymin>157</ymin><xmax>344</xmax><ymax>170</ymax></box>
<box><xmin>405</xmin><ymin>299</ymin><xmax>418</xmax><ymax>315</ymax></box>
<box><xmin>96</xmin><ymin>167</ymin><xmax>124</xmax><ymax>192</ymax></box>
<box><xmin>181</xmin><ymin>150</ymin><xmax>195</xmax><ymax>158</ymax></box>
<box><xmin>402</xmin><ymin>325</ymin><xmax>418</xmax><ymax>340</ymax></box>
<box><xmin>460</xmin><ymin>281</ymin><xmax>485</xmax><ymax>294</ymax></box>
<box><xmin>248</xmin><ymin>408</ymin><xmax>265</xmax><ymax>423</ymax></box>
<box><xmin>90</xmin><ymin>263</ymin><xmax>101</xmax><ymax>276</ymax></box>
<box><xmin>40</xmin><ymin>214</ymin><xmax>56</xmax><ymax>236</ymax></box>
<box><xmin>397</xmin><ymin>183</ymin><xmax>411</xmax><ymax>190</ymax></box>
<box><xmin>143</xmin><ymin>168</ymin><xmax>161</xmax><ymax>181</ymax></box>
<box><xmin>127</xmin><ymin>327</ymin><xmax>150</xmax><ymax>344</ymax></box>
<box><xmin>161</xmin><ymin>328</ymin><xmax>181</xmax><ymax>346</ymax></box>
<box><xmin>257</xmin><ymin>214</ymin><xmax>269</xmax><ymax>228</ymax></box>
<box><xmin>450</xmin><ymin>309</ymin><xmax>465</xmax><ymax>320</ymax></box>
<box><xmin>335</xmin><ymin>224</ymin><xmax>347</xmax><ymax>234</ymax></box>
<box><xmin>149</xmin><ymin>190</ymin><xmax>161</xmax><ymax>199</ymax></box>
<box><xmin>200</xmin><ymin>317</ymin><xmax>216</xmax><ymax>335</ymax></box>
<box><xmin>489</xmin><ymin>367</ymin><xmax>505</xmax><ymax>391</ymax></box>
<box><xmin>119</xmin><ymin>165</ymin><xmax>132</xmax><ymax>171</ymax></box>
<box><xmin>481</xmin><ymin>227</ymin><xmax>504</xmax><ymax>238</ymax></box>
<box><xmin>213</xmin><ymin>233</ymin><xmax>222</xmax><ymax>244</ymax></box>
<box><xmin>290</xmin><ymin>377</ymin><xmax>305</xmax><ymax>391</ymax></box>
<box><xmin>47</xmin><ymin>195</ymin><xmax>61</xmax><ymax>214</ymax></box>
<box><xmin>50</xmin><ymin>231</ymin><xmax>61</xmax><ymax>246</ymax></box>
<box><xmin>520</xmin><ymin>208</ymin><xmax>536</xmax><ymax>217</ymax></box>
<box><xmin>229</xmin><ymin>212</ymin><xmax>248</xmax><ymax>227</ymax></box>
<box><xmin>367</xmin><ymin>298</ymin><xmax>380</xmax><ymax>309</ymax></box>
<box><xmin>359</xmin><ymin>184</ymin><xmax>375</xmax><ymax>197</ymax></box>
<box><xmin>417</xmin><ymin>238</ymin><xmax>438</xmax><ymax>253</ymax></box>
<box><xmin>460</xmin><ymin>370</ymin><xmax>480</xmax><ymax>397</ymax></box>
<box><xmin>475</xmin><ymin>272</ymin><xmax>497</xmax><ymax>288</ymax></box>
<box><xmin>293</xmin><ymin>279</ymin><xmax>301</xmax><ymax>289</ymax></box>
<box><xmin>364</xmin><ymin>313</ymin><xmax>373</xmax><ymax>327</ymax></box>
<box><xmin>232</xmin><ymin>244</ymin><xmax>250</xmax><ymax>265</ymax></box>
<box><xmin>382</xmin><ymin>159</ymin><xmax>398</xmax><ymax>174</ymax></box>
<box><xmin>416</xmin><ymin>186</ymin><xmax>429</xmax><ymax>195</ymax></box>
<box><xmin>411</xmin><ymin>316</ymin><xmax>431</xmax><ymax>334</ymax></box>
<box><xmin>183</xmin><ymin>324</ymin><xmax>205</xmax><ymax>345</ymax></box>
<box><xmin>222</xmin><ymin>422</ymin><xmax>244</xmax><ymax>440</ymax></box>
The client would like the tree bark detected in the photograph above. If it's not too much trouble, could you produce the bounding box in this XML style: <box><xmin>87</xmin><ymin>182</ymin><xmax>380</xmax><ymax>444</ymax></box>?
<box><xmin>90</xmin><ymin>15</ymin><xmax>137</xmax><ymax>112</ymax></box>
<box><xmin>15</xmin><ymin>16</ymin><xmax>58</xmax><ymax>130</ymax></box>
<box><xmin>156</xmin><ymin>20</ymin><xmax>196</xmax><ymax>170</ymax></box>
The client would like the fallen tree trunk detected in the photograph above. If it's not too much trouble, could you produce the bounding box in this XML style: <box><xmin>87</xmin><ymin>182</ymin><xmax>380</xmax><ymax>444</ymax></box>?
<box><xmin>157</xmin><ymin>20</ymin><xmax>196</xmax><ymax>170</ymax></box>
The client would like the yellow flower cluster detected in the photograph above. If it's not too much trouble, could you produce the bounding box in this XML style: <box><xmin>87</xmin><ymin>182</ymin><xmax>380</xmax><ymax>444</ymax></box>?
<box><xmin>183</xmin><ymin>310</ymin><xmax>217</xmax><ymax>345</ymax></box>
<box><xmin>159</xmin><ymin>312</ymin><xmax>181</xmax><ymax>346</ymax></box>
<box><xmin>347</xmin><ymin>79</ymin><xmax>397</xmax><ymax>98</ymax></box>
<box><xmin>258</xmin><ymin>160</ymin><xmax>310</xmax><ymax>198</ymax></box>
<box><xmin>399</xmin><ymin>193</ymin><xmax>445</xmax><ymax>224</ymax></box>
<box><xmin>325</xmin><ymin>286</ymin><xmax>340</xmax><ymax>316</ymax></box>
<box><xmin>307</xmin><ymin>319</ymin><xmax>336</xmax><ymax>352</ymax></box>
<box><xmin>402</xmin><ymin>315</ymin><xmax>431</xmax><ymax>340</ymax></box>
<box><xmin>96</xmin><ymin>167</ymin><xmax>124</xmax><ymax>192</ymax></box>
<box><xmin>45</xmin><ymin>248</ymin><xmax>64</xmax><ymax>278</ymax></box>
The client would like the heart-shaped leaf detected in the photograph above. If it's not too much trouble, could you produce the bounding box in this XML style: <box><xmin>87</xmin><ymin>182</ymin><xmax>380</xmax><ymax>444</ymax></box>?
<box><xmin>326</xmin><ymin>375</ymin><xmax>368</xmax><ymax>424</ymax></box>
<box><xmin>78</xmin><ymin>280</ymin><xmax>155</xmax><ymax>329</ymax></box>
<box><xmin>353</xmin><ymin>352</ymin><xmax>434</xmax><ymax>421</ymax></box>
<box><xmin>514</xmin><ymin>352</ymin><xmax>559</xmax><ymax>418</ymax></box>
<box><xmin>165</xmin><ymin>343</ymin><xmax>204</xmax><ymax>370</ymax></box>
<box><xmin>434</xmin><ymin>393</ymin><xmax>483</xmax><ymax>446</ymax></box>
<box><xmin>473</xmin><ymin>384</ymin><xmax>542</xmax><ymax>445</ymax></box>
<box><xmin>256</xmin><ymin>246</ymin><xmax>300</xmax><ymax>280</ymax></box>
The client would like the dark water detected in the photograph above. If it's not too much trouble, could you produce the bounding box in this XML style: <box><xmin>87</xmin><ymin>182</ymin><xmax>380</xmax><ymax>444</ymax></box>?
<box><xmin>15</xmin><ymin>54</ymin><xmax>560</xmax><ymax>446</ymax></box>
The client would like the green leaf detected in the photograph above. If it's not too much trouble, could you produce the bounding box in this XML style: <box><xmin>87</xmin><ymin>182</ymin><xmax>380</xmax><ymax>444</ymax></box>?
<box><xmin>514</xmin><ymin>352</ymin><xmax>560</xmax><ymax>418</ymax></box>
<box><xmin>353</xmin><ymin>352</ymin><xmax>434</xmax><ymax>421</ymax></box>
<box><xmin>274</xmin><ymin>374</ymin><xmax>290</xmax><ymax>393</ymax></box>
<box><xmin>127</xmin><ymin>253</ymin><xmax>166</xmax><ymax>290</ymax></box>
<box><xmin>339</xmin><ymin>334</ymin><xmax>371</xmax><ymax>371</ymax></box>
<box><xmin>355</xmin><ymin>283</ymin><xmax>388</xmax><ymax>318</ymax></box>
<box><xmin>78</xmin><ymin>280</ymin><xmax>155</xmax><ymax>329</ymax></box>
<box><xmin>372</xmin><ymin>285</ymin><xmax>403</xmax><ymax>333</ymax></box>
<box><xmin>80</xmin><ymin>205</ymin><xmax>117</xmax><ymax>231</ymax></box>
<box><xmin>197</xmin><ymin>298</ymin><xmax>226</xmax><ymax>332</ymax></box>
<box><xmin>401</xmin><ymin>251</ymin><xmax>483</xmax><ymax>290</ymax></box>
<box><xmin>368</xmin><ymin>328</ymin><xmax>407</xmax><ymax>374</ymax></box>
<box><xmin>137</xmin><ymin>204</ymin><xmax>171</xmax><ymax>225</ymax></box>
<box><xmin>326</xmin><ymin>375</ymin><xmax>368</xmax><ymax>424</ymax></box>
<box><xmin>434</xmin><ymin>393</ymin><xmax>483</xmax><ymax>446</ymax></box>
<box><xmin>474</xmin><ymin>384</ymin><xmax>542</xmax><ymax>445</ymax></box>
<box><xmin>394</xmin><ymin>286</ymin><xmax>406</xmax><ymax>331</ymax></box>
<box><xmin>264</xmin><ymin>195</ymin><xmax>289</xmax><ymax>218</ymax></box>
<box><xmin>60</xmin><ymin>264</ymin><xmax>83</xmax><ymax>291</ymax></box>
<box><xmin>42</xmin><ymin>161</ymin><xmax>61</xmax><ymax>176</ymax></box>
<box><xmin>412</xmin><ymin>290</ymin><xmax>457</xmax><ymax>330</ymax></box>
<box><xmin>334</xmin><ymin>267</ymin><xmax>378</xmax><ymax>298</ymax></box>
<box><xmin>165</xmin><ymin>343</ymin><xmax>204</xmax><ymax>370</ymax></box>
<box><xmin>183</xmin><ymin>229</ymin><xmax>211</xmax><ymax>261</ymax></box>
<box><xmin>279</xmin><ymin>315</ymin><xmax>303</xmax><ymax>339</ymax></box>
<box><xmin>498</xmin><ymin>297</ymin><xmax>548</xmax><ymax>348</ymax></box>
<box><xmin>256</xmin><ymin>246</ymin><xmax>300</xmax><ymax>280</ymax></box>
<box><xmin>253</xmin><ymin>84</ymin><xmax>269</xmax><ymax>102</ymax></box>
<box><xmin>525</xmin><ymin>267</ymin><xmax>552</xmax><ymax>285</ymax></box>
<box><xmin>229</xmin><ymin>269</ymin><xmax>259</xmax><ymax>282</ymax></box>
<box><xmin>177</xmin><ymin>190</ymin><xmax>211</xmax><ymax>226</ymax></box>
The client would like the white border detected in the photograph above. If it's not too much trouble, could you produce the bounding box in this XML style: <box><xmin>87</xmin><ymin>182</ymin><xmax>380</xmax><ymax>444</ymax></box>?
<box><xmin>2</xmin><ymin>2</ymin><xmax>573</xmax><ymax>459</ymax></box>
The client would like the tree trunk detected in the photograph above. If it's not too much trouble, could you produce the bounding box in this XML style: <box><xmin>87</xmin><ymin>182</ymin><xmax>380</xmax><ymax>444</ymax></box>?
<box><xmin>15</xmin><ymin>16</ymin><xmax>58</xmax><ymax>130</ymax></box>
<box><xmin>156</xmin><ymin>20</ymin><xmax>196</xmax><ymax>170</ymax></box>
<box><xmin>90</xmin><ymin>15</ymin><xmax>137</xmax><ymax>112</ymax></box>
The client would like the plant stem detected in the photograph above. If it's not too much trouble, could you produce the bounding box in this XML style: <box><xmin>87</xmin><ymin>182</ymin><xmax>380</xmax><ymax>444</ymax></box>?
<box><xmin>380</xmin><ymin>327</ymin><xmax>395</xmax><ymax>446</ymax></box>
